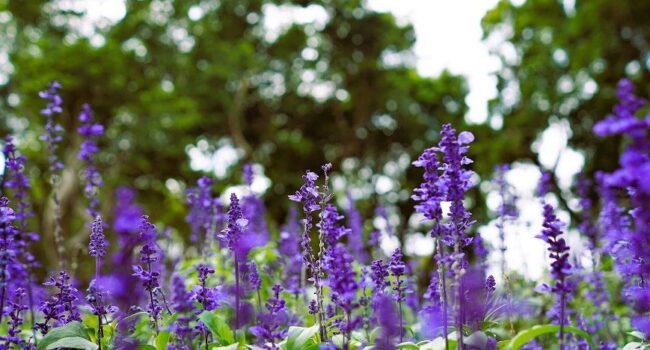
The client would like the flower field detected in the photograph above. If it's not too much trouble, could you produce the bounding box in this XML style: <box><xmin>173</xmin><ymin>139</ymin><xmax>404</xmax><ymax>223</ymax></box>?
<box><xmin>0</xmin><ymin>77</ymin><xmax>648</xmax><ymax>350</ymax></box>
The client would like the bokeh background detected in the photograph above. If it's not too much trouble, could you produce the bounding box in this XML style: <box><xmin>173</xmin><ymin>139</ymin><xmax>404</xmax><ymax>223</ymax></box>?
<box><xmin>0</xmin><ymin>0</ymin><xmax>648</xmax><ymax>282</ymax></box>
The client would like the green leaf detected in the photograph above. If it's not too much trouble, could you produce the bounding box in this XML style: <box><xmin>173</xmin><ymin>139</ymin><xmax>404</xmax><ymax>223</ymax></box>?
<box><xmin>629</xmin><ymin>331</ymin><xmax>648</xmax><ymax>341</ymax></box>
<box><xmin>396</xmin><ymin>342</ymin><xmax>419</xmax><ymax>350</ymax></box>
<box><xmin>198</xmin><ymin>311</ymin><xmax>235</xmax><ymax>345</ymax></box>
<box><xmin>38</xmin><ymin>322</ymin><xmax>93</xmax><ymax>350</ymax></box>
<box><xmin>285</xmin><ymin>324</ymin><xmax>320</xmax><ymax>350</ymax></box>
<box><xmin>212</xmin><ymin>343</ymin><xmax>240</xmax><ymax>350</ymax></box>
<box><xmin>622</xmin><ymin>342</ymin><xmax>645</xmax><ymax>350</ymax></box>
<box><xmin>156</xmin><ymin>330</ymin><xmax>171</xmax><ymax>350</ymax></box>
<box><xmin>46</xmin><ymin>337</ymin><xmax>98</xmax><ymax>350</ymax></box>
<box><xmin>504</xmin><ymin>324</ymin><xmax>595</xmax><ymax>350</ymax></box>
<box><xmin>136</xmin><ymin>346</ymin><xmax>156</xmax><ymax>350</ymax></box>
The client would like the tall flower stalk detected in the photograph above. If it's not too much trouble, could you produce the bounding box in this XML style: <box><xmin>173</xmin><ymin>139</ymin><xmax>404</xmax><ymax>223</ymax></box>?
<box><xmin>39</xmin><ymin>81</ymin><xmax>66</xmax><ymax>268</ymax></box>
<box><xmin>288</xmin><ymin>166</ymin><xmax>328</xmax><ymax>340</ymax></box>
<box><xmin>88</xmin><ymin>215</ymin><xmax>109</xmax><ymax>348</ymax></box>
<box><xmin>412</xmin><ymin>124</ymin><xmax>475</xmax><ymax>349</ymax></box>
<box><xmin>0</xmin><ymin>197</ymin><xmax>17</xmax><ymax>325</ymax></box>
<box><xmin>221</xmin><ymin>193</ymin><xmax>248</xmax><ymax>336</ymax></box>
<box><xmin>133</xmin><ymin>215</ymin><xmax>162</xmax><ymax>334</ymax></box>
<box><xmin>388</xmin><ymin>248</ymin><xmax>406</xmax><ymax>343</ymax></box>
<box><xmin>536</xmin><ymin>204</ymin><xmax>572</xmax><ymax>349</ymax></box>
<box><xmin>3</xmin><ymin>138</ymin><xmax>38</xmax><ymax>339</ymax></box>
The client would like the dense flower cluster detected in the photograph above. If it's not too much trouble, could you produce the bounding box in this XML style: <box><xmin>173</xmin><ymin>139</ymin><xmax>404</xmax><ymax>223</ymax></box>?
<box><xmin>3</xmin><ymin>79</ymin><xmax>649</xmax><ymax>349</ymax></box>
<box><xmin>594</xmin><ymin>78</ymin><xmax>650</xmax><ymax>337</ymax></box>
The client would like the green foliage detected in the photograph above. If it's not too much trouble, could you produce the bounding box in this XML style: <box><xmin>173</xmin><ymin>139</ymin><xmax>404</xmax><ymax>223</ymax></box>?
<box><xmin>498</xmin><ymin>324</ymin><xmax>595</xmax><ymax>350</ymax></box>
<box><xmin>198</xmin><ymin>311</ymin><xmax>236</xmax><ymax>345</ymax></box>
<box><xmin>37</xmin><ymin>321</ymin><xmax>96</xmax><ymax>350</ymax></box>
<box><xmin>283</xmin><ymin>323</ymin><xmax>320</xmax><ymax>350</ymax></box>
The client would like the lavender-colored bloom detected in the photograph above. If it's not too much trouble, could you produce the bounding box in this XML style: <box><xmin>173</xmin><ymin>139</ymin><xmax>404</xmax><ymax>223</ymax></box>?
<box><xmin>192</xmin><ymin>264</ymin><xmax>221</xmax><ymax>311</ymax></box>
<box><xmin>133</xmin><ymin>215</ymin><xmax>162</xmax><ymax>331</ymax></box>
<box><xmin>242</xmin><ymin>193</ymin><xmax>270</xmax><ymax>253</ymax></box>
<box><xmin>77</xmin><ymin>104</ymin><xmax>104</xmax><ymax>219</ymax></box>
<box><xmin>370</xmin><ymin>259</ymin><xmax>390</xmax><ymax>294</ymax></box>
<box><xmin>186</xmin><ymin>176</ymin><xmax>217</xmax><ymax>244</ymax></box>
<box><xmin>346</xmin><ymin>194</ymin><xmax>368</xmax><ymax>263</ymax></box>
<box><xmin>220</xmin><ymin>193</ymin><xmax>248</xmax><ymax>256</ymax></box>
<box><xmin>3</xmin><ymin>137</ymin><xmax>37</xmax><ymax>248</ymax></box>
<box><xmin>288</xmin><ymin>168</ymin><xmax>327</xmax><ymax>339</ymax></box>
<box><xmin>39</xmin><ymin>81</ymin><xmax>64</xmax><ymax>174</ymax></box>
<box><xmin>388</xmin><ymin>248</ymin><xmax>406</xmax><ymax>342</ymax></box>
<box><xmin>89</xmin><ymin>216</ymin><xmax>108</xmax><ymax>260</ymax></box>
<box><xmin>250</xmin><ymin>284</ymin><xmax>288</xmax><ymax>350</ymax></box>
<box><xmin>388</xmin><ymin>248</ymin><xmax>406</xmax><ymax>302</ymax></box>
<box><xmin>593</xmin><ymin>78</ymin><xmax>647</xmax><ymax>137</ymax></box>
<box><xmin>536</xmin><ymin>204</ymin><xmax>572</xmax><ymax>343</ymax></box>
<box><xmin>249</xmin><ymin>262</ymin><xmax>262</xmax><ymax>291</ymax></box>
<box><xmin>485</xmin><ymin>275</ymin><xmax>496</xmax><ymax>293</ymax></box>
<box><xmin>243</xmin><ymin>163</ymin><xmax>254</xmax><ymax>187</ymax></box>
<box><xmin>85</xmin><ymin>279</ymin><xmax>118</xmax><ymax>321</ymax></box>
<box><xmin>170</xmin><ymin>274</ymin><xmax>196</xmax><ymax>347</ymax></box>
<box><xmin>318</xmin><ymin>204</ymin><xmax>350</xmax><ymax>271</ymax></box>
<box><xmin>326</xmin><ymin>244</ymin><xmax>359</xmax><ymax>314</ymax></box>
<box><xmin>278</xmin><ymin>207</ymin><xmax>303</xmax><ymax>295</ymax></box>
<box><xmin>0</xmin><ymin>197</ymin><xmax>21</xmax><ymax>325</ymax></box>
<box><xmin>593</xmin><ymin>78</ymin><xmax>650</xmax><ymax>337</ymax></box>
<box><xmin>110</xmin><ymin>187</ymin><xmax>144</xmax><ymax>309</ymax></box>
<box><xmin>325</xmin><ymin>244</ymin><xmax>361</xmax><ymax>344</ymax></box>
<box><xmin>373</xmin><ymin>294</ymin><xmax>399</xmax><ymax>350</ymax></box>
<box><xmin>0</xmin><ymin>288</ymin><xmax>28</xmax><ymax>348</ymax></box>
<box><xmin>35</xmin><ymin>271</ymin><xmax>81</xmax><ymax>335</ymax></box>
<box><xmin>536</xmin><ymin>170</ymin><xmax>553</xmax><ymax>198</ymax></box>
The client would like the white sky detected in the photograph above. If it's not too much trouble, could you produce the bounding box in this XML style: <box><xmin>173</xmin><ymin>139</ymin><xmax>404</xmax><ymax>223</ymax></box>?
<box><xmin>367</xmin><ymin>0</ymin><xmax>500</xmax><ymax>123</ymax></box>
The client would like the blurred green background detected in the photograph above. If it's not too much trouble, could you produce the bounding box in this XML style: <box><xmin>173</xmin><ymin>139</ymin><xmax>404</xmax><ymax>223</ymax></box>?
<box><xmin>0</xmin><ymin>0</ymin><xmax>648</xmax><ymax>276</ymax></box>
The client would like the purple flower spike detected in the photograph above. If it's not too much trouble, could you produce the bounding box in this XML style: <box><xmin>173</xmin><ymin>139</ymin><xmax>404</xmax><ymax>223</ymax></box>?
<box><xmin>77</xmin><ymin>104</ymin><xmax>104</xmax><ymax>220</ymax></box>
<box><xmin>373</xmin><ymin>294</ymin><xmax>399</xmax><ymax>350</ymax></box>
<box><xmin>250</xmin><ymin>284</ymin><xmax>288</xmax><ymax>350</ymax></box>
<box><xmin>536</xmin><ymin>204</ymin><xmax>572</xmax><ymax>345</ymax></box>
<box><xmin>35</xmin><ymin>271</ymin><xmax>81</xmax><ymax>335</ymax></box>
<box><xmin>39</xmin><ymin>81</ymin><xmax>64</xmax><ymax>174</ymax></box>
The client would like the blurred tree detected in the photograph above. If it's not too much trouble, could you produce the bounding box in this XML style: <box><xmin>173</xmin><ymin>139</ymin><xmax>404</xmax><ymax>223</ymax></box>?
<box><xmin>0</xmin><ymin>0</ymin><xmax>471</xmax><ymax>275</ymax></box>
<box><xmin>482</xmin><ymin>0</ymin><xmax>650</xmax><ymax>182</ymax></box>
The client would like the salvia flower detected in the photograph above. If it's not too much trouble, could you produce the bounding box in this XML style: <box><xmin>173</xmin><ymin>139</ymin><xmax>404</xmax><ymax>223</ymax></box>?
<box><xmin>77</xmin><ymin>104</ymin><xmax>104</xmax><ymax>219</ymax></box>
<box><xmin>39</xmin><ymin>81</ymin><xmax>64</xmax><ymax>174</ymax></box>
<box><xmin>0</xmin><ymin>287</ymin><xmax>28</xmax><ymax>348</ymax></box>
<box><xmin>388</xmin><ymin>248</ymin><xmax>406</xmax><ymax>342</ymax></box>
<box><xmin>485</xmin><ymin>275</ymin><xmax>496</xmax><ymax>294</ymax></box>
<box><xmin>373</xmin><ymin>294</ymin><xmax>399</xmax><ymax>350</ymax></box>
<box><xmin>0</xmin><ymin>197</ymin><xmax>22</xmax><ymax>326</ymax></box>
<box><xmin>250</xmin><ymin>284</ymin><xmax>288</xmax><ymax>350</ymax></box>
<box><xmin>346</xmin><ymin>194</ymin><xmax>368</xmax><ymax>263</ymax></box>
<box><xmin>536</xmin><ymin>170</ymin><xmax>553</xmax><ymax>198</ymax></box>
<box><xmin>593</xmin><ymin>78</ymin><xmax>650</xmax><ymax>337</ymax></box>
<box><xmin>536</xmin><ymin>204</ymin><xmax>572</xmax><ymax>344</ymax></box>
<box><xmin>186</xmin><ymin>176</ymin><xmax>216</xmax><ymax>244</ymax></box>
<box><xmin>35</xmin><ymin>271</ymin><xmax>81</xmax><ymax>335</ymax></box>
<box><xmin>192</xmin><ymin>264</ymin><xmax>221</xmax><ymax>311</ymax></box>
<box><xmin>326</xmin><ymin>243</ymin><xmax>361</xmax><ymax>346</ymax></box>
<box><xmin>133</xmin><ymin>215</ymin><xmax>162</xmax><ymax>331</ymax></box>
<box><xmin>89</xmin><ymin>216</ymin><xmax>108</xmax><ymax>279</ymax></box>
<box><xmin>170</xmin><ymin>274</ymin><xmax>196</xmax><ymax>347</ymax></box>
<box><xmin>371</xmin><ymin>259</ymin><xmax>390</xmax><ymax>294</ymax></box>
